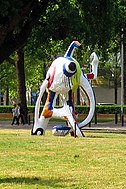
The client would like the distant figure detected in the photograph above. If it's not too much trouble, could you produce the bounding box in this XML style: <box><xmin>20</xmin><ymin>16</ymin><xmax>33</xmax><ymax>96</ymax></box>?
<box><xmin>18</xmin><ymin>103</ymin><xmax>25</xmax><ymax>125</ymax></box>
<box><xmin>11</xmin><ymin>104</ymin><xmax>19</xmax><ymax>125</ymax></box>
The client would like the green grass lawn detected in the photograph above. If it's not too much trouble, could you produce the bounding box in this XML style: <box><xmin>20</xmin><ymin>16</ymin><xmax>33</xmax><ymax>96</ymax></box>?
<box><xmin>0</xmin><ymin>129</ymin><xmax>126</xmax><ymax>189</ymax></box>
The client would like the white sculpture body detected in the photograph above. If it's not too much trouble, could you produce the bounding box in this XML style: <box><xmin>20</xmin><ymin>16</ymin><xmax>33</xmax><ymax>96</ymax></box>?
<box><xmin>31</xmin><ymin>41</ymin><xmax>99</xmax><ymax>137</ymax></box>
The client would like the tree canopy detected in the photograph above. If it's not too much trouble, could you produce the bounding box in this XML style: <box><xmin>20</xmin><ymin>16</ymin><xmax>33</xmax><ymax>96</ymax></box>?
<box><xmin>0</xmin><ymin>0</ymin><xmax>125</xmax><ymax>63</ymax></box>
<box><xmin>0</xmin><ymin>0</ymin><xmax>125</xmax><ymax>105</ymax></box>
<box><xmin>0</xmin><ymin>0</ymin><xmax>57</xmax><ymax>64</ymax></box>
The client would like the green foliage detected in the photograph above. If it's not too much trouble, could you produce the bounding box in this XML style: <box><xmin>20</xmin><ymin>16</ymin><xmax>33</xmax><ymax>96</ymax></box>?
<box><xmin>0</xmin><ymin>106</ymin><xmax>13</xmax><ymax>113</ymax></box>
<box><xmin>0</xmin><ymin>0</ymin><xmax>25</xmax><ymax>20</ymax></box>
<box><xmin>77</xmin><ymin>0</ymin><xmax>115</xmax><ymax>49</ymax></box>
<box><xmin>0</xmin><ymin>105</ymin><xmax>125</xmax><ymax>114</ymax></box>
<box><xmin>0</xmin><ymin>61</ymin><xmax>17</xmax><ymax>98</ymax></box>
<box><xmin>76</xmin><ymin>105</ymin><xmax>125</xmax><ymax>114</ymax></box>
<box><xmin>44</xmin><ymin>0</ymin><xmax>83</xmax><ymax>40</ymax></box>
<box><xmin>0</xmin><ymin>0</ymin><xmax>125</xmax><ymax>105</ymax></box>
<box><xmin>0</xmin><ymin>105</ymin><xmax>41</xmax><ymax>114</ymax></box>
<box><xmin>96</xmin><ymin>105</ymin><xmax>122</xmax><ymax>114</ymax></box>
<box><xmin>27</xmin><ymin>106</ymin><xmax>43</xmax><ymax>113</ymax></box>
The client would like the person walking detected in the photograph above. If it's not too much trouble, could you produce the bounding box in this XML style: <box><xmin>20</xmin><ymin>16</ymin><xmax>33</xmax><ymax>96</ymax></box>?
<box><xmin>18</xmin><ymin>103</ymin><xmax>25</xmax><ymax>125</ymax></box>
<box><xmin>11</xmin><ymin>104</ymin><xmax>19</xmax><ymax>125</ymax></box>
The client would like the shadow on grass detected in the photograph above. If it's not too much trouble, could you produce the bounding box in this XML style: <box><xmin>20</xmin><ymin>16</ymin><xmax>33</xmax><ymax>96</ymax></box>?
<box><xmin>86</xmin><ymin>135</ymin><xmax>109</xmax><ymax>138</ymax></box>
<box><xmin>0</xmin><ymin>177</ymin><xmax>74</xmax><ymax>188</ymax></box>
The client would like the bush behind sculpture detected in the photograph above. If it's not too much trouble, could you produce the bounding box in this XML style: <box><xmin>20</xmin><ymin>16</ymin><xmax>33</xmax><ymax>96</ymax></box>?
<box><xmin>0</xmin><ymin>105</ymin><xmax>125</xmax><ymax>114</ymax></box>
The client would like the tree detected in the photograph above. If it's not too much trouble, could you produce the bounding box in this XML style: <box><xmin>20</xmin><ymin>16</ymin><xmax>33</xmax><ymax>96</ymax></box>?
<box><xmin>0</xmin><ymin>0</ymin><xmax>125</xmax><ymax>107</ymax></box>
<box><xmin>0</xmin><ymin>0</ymin><xmax>60</xmax><ymax>113</ymax></box>
<box><xmin>15</xmin><ymin>48</ymin><xmax>28</xmax><ymax>122</ymax></box>
<box><xmin>0</xmin><ymin>0</ymin><xmax>56</xmax><ymax>64</ymax></box>
<box><xmin>78</xmin><ymin>0</ymin><xmax>126</xmax><ymax>103</ymax></box>
<box><xmin>0</xmin><ymin>60</ymin><xmax>17</xmax><ymax>105</ymax></box>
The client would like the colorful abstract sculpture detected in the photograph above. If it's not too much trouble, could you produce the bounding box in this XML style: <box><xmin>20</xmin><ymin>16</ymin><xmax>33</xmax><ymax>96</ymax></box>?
<box><xmin>31</xmin><ymin>41</ymin><xmax>99</xmax><ymax>137</ymax></box>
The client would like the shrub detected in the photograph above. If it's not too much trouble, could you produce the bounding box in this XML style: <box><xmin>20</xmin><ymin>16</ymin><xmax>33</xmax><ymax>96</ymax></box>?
<box><xmin>0</xmin><ymin>105</ymin><xmax>125</xmax><ymax>114</ymax></box>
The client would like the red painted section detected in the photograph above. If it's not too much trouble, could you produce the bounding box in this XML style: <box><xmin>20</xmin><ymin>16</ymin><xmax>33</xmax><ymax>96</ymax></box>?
<box><xmin>87</xmin><ymin>73</ymin><xmax>94</xmax><ymax>79</ymax></box>
<box><xmin>48</xmin><ymin>65</ymin><xmax>56</xmax><ymax>88</ymax></box>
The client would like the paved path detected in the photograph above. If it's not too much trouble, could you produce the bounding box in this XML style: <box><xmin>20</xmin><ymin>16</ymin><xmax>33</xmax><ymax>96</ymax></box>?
<box><xmin>82</xmin><ymin>122</ymin><xmax>126</xmax><ymax>134</ymax></box>
<box><xmin>0</xmin><ymin>120</ymin><xmax>126</xmax><ymax>133</ymax></box>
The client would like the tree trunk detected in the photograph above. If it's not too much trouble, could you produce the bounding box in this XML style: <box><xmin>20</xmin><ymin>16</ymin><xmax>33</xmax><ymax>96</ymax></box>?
<box><xmin>5</xmin><ymin>86</ymin><xmax>9</xmax><ymax>105</ymax></box>
<box><xmin>114</xmin><ymin>60</ymin><xmax>118</xmax><ymax>104</ymax></box>
<box><xmin>15</xmin><ymin>48</ymin><xmax>28</xmax><ymax>123</ymax></box>
<box><xmin>77</xmin><ymin>87</ymin><xmax>80</xmax><ymax>105</ymax></box>
<box><xmin>124</xmin><ymin>30</ymin><xmax>126</xmax><ymax>104</ymax></box>
<box><xmin>114</xmin><ymin>81</ymin><xmax>118</xmax><ymax>104</ymax></box>
<box><xmin>41</xmin><ymin>62</ymin><xmax>47</xmax><ymax>105</ymax></box>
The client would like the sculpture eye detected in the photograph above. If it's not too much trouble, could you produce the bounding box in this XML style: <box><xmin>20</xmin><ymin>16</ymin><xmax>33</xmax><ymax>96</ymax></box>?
<box><xmin>68</xmin><ymin>62</ymin><xmax>76</xmax><ymax>72</ymax></box>
<box><xmin>63</xmin><ymin>61</ymin><xmax>77</xmax><ymax>77</ymax></box>
<box><xmin>66</xmin><ymin>62</ymin><xmax>76</xmax><ymax>74</ymax></box>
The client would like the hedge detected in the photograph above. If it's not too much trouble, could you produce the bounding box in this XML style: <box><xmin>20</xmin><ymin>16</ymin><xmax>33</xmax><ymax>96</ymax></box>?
<box><xmin>75</xmin><ymin>105</ymin><xmax>124</xmax><ymax>114</ymax></box>
<box><xmin>0</xmin><ymin>105</ymin><xmax>125</xmax><ymax>114</ymax></box>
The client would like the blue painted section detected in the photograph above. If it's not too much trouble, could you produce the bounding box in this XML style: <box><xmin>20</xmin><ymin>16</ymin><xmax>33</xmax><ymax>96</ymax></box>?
<box><xmin>65</xmin><ymin>42</ymin><xmax>80</xmax><ymax>57</ymax></box>
<box><xmin>64</xmin><ymin>56</ymin><xmax>74</xmax><ymax>61</ymax></box>
<box><xmin>48</xmin><ymin>91</ymin><xmax>56</xmax><ymax>110</ymax></box>
<box><xmin>53</xmin><ymin>125</ymin><xmax>71</xmax><ymax>131</ymax></box>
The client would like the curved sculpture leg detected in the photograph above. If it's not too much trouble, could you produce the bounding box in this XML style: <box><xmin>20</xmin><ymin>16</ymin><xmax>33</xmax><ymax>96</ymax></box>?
<box><xmin>53</xmin><ymin>104</ymin><xmax>84</xmax><ymax>137</ymax></box>
<box><xmin>31</xmin><ymin>117</ymin><xmax>50</xmax><ymax>135</ymax></box>
<box><xmin>31</xmin><ymin>80</ymin><xmax>48</xmax><ymax>135</ymax></box>
<box><xmin>78</xmin><ymin>74</ymin><xmax>96</xmax><ymax>128</ymax></box>
<box><xmin>32</xmin><ymin>86</ymin><xmax>55</xmax><ymax>135</ymax></box>
<box><xmin>66</xmin><ymin>118</ymin><xmax>84</xmax><ymax>137</ymax></box>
